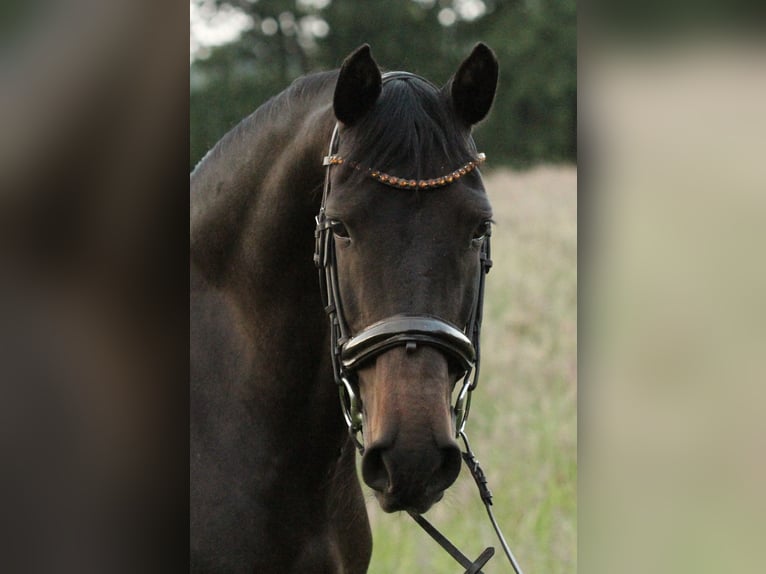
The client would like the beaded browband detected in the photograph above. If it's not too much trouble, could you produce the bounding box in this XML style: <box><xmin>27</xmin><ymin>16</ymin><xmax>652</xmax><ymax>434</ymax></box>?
<box><xmin>323</xmin><ymin>152</ymin><xmax>486</xmax><ymax>190</ymax></box>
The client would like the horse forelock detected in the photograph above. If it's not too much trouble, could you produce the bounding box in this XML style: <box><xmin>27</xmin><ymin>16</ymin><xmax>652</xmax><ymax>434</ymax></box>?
<box><xmin>339</xmin><ymin>77</ymin><xmax>477</xmax><ymax>185</ymax></box>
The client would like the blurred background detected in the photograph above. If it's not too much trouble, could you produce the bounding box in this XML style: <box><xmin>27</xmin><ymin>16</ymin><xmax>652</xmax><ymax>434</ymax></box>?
<box><xmin>191</xmin><ymin>1</ymin><xmax>577</xmax><ymax>572</ymax></box>
<box><xmin>1</xmin><ymin>2</ymin><xmax>188</xmax><ymax>572</ymax></box>
<box><xmin>580</xmin><ymin>4</ymin><xmax>766</xmax><ymax>574</ymax></box>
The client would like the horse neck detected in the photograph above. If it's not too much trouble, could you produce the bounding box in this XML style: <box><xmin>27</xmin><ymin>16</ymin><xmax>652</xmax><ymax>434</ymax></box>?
<box><xmin>191</xmin><ymin>72</ymin><xmax>337</xmax><ymax>289</ymax></box>
<box><xmin>191</xmin><ymin>74</ymin><xmax>348</xmax><ymax>459</ymax></box>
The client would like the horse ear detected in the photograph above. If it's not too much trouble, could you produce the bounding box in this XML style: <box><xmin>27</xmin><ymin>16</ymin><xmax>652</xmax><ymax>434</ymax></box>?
<box><xmin>449</xmin><ymin>43</ymin><xmax>498</xmax><ymax>125</ymax></box>
<box><xmin>333</xmin><ymin>44</ymin><xmax>382</xmax><ymax>126</ymax></box>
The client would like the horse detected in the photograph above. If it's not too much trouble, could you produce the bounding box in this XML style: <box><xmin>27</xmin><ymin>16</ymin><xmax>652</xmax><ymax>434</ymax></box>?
<box><xmin>190</xmin><ymin>43</ymin><xmax>499</xmax><ymax>573</ymax></box>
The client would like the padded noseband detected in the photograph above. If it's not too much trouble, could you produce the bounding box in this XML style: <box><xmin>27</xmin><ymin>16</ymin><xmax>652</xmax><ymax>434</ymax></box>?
<box><xmin>341</xmin><ymin>314</ymin><xmax>476</xmax><ymax>372</ymax></box>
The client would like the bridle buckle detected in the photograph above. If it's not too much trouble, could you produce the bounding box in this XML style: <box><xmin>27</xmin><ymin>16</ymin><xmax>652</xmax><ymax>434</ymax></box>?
<box><xmin>452</xmin><ymin>378</ymin><xmax>473</xmax><ymax>437</ymax></box>
<box><xmin>338</xmin><ymin>374</ymin><xmax>364</xmax><ymax>452</ymax></box>
<box><xmin>339</xmin><ymin>374</ymin><xmax>363</xmax><ymax>433</ymax></box>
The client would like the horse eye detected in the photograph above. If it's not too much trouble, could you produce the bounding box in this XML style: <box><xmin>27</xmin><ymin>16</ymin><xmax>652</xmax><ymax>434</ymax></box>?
<box><xmin>330</xmin><ymin>220</ymin><xmax>350</xmax><ymax>239</ymax></box>
<box><xmin>472</xmin><ymin>220</ymin><xmax>492</xmax><ymax>241</ymax></box>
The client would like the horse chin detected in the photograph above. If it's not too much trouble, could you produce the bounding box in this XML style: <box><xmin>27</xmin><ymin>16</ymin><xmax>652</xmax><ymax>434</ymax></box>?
<box><xmin>375</xmin><ymin>489</ymin><xmax>444</xmax><ymax>515</ymax></box>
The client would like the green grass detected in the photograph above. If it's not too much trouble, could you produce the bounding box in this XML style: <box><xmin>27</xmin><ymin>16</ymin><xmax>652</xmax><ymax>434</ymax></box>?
<box><xmin>363</xmin><ymin>166</ymin><xmax>577</xmax><ymax>573</ymax></box>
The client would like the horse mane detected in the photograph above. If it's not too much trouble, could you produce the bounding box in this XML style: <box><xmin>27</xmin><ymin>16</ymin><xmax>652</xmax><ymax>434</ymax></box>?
<box><xmin>191</xmin><ymin>71</ymin><xmax>337</xmax><ymax>176</ymax></box>
<box><xmin>190</xmin><ymin>70</ymin><xmax>337</xmax><ymax>284</ymax></box>
<box><xmin>340</xmin><ymin>75</ymin><xmax>478</xmax><ymax>185</ymax></box>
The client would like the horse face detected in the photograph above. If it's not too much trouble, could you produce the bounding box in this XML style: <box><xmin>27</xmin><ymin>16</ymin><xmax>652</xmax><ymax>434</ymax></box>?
<box><xmin>327</xmin><ymin>176</ymin><xmax>492</xmax><ymax>513</ymax></box>
<box><xmin>327</xmin><ymin>43</ymin><xmax>497</xmax><ymax>514</ymax></box>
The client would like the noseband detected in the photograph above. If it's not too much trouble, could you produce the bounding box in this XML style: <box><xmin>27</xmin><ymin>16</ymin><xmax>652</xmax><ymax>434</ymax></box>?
<box><xmin>313</xmin><ymin>72</ymin><xmax>524</xmax><ymax>574</ymax></box>
<box><xmin>341</xmin><ymin>314</ymin><xmax>475</xmax><ymax>373</ymax></box>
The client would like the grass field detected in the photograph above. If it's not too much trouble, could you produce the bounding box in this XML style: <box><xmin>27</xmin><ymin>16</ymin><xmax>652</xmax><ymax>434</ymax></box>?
<box><xmin>363</xmin><ymin>165</ymin><xmax>578</xmax><ymax>573</ymax></box>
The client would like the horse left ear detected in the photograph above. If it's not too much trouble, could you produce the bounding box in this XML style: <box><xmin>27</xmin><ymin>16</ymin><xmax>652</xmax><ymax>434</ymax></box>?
<box><xmin>449</xmin><ymin>43</ymin><xmax>498</xmax><ymax>125</ymax></box>
<box><xmin>334</xmin><ymin>44</ymin><xmax>382</xmax><ymax>126</ymax></box>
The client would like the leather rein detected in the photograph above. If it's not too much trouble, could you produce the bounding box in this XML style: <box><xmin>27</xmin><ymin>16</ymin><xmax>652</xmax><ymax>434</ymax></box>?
<box><xmin>313</xmin><ymin>71</ymin><xmax>525</xmax><ymax>574</ymax></box>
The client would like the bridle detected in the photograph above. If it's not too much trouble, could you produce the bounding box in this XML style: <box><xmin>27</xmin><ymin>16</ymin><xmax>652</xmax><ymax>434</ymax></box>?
<box><xmin>314</xmin><ymin>72</ymin><xmax>491</xmax><ymax>450</ymax></box>
<box><xmin>313</xmin><ymin>72</ymin><xmax>525</xmax><ymax>574</ymax></box>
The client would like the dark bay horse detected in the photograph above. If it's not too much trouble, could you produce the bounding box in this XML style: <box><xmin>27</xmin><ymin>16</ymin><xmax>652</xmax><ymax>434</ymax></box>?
<box><xmin>191</xmin><ymin>43</ymin><xmax>498</xmax><ymax>573</ymax></box>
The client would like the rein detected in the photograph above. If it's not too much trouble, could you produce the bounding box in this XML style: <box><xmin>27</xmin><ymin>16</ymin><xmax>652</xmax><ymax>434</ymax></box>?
<box><xmin>313</xmin><ymin>71</ymin><xmax>525</xmax><ymax>574</ymax></box>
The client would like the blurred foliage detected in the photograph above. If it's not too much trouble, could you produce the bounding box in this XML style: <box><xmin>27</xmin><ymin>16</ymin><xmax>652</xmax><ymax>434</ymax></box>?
<box><xmin>190</xmin><ymin>0</ymin><xmax>576</xmax><ymax>171</ymax></box>
<box><xmin>0</xmin><ymin>0</ymin><xmax>42</xmax><ymax>46</ymax></box>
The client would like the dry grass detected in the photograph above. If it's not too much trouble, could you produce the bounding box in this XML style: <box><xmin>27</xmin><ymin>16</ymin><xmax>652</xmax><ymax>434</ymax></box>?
<box><xmin>365</xmin><ymin>165</ymin><xmax>577</xmax><ymax>573</ymax></box>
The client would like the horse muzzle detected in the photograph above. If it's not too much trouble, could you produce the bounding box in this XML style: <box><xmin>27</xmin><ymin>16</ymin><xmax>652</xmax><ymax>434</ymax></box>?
<box><xmin>362</xmin><ymin>438</ymin><xmax>462</xmax><ymax>514</ymax></box>
<box><xmin>352</xmin><ymin>340</ymin><xmax>465</xmax><ymax>514</ymax></box>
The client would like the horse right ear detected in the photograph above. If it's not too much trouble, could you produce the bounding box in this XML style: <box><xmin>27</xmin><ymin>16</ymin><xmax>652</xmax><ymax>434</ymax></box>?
<box><xmin>449</xmin><ymin>43</ymin><xmax>498</xmax><ymax>126</ymax></box>
<box><xmin>333</xmin><ymin>44</ymin><xmax>382</xmax><ymax>126</ymax></box>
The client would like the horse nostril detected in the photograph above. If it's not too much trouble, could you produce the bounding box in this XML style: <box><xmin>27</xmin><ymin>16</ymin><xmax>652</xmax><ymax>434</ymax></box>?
<box><xmin>361</xmin><ymin>443</ymin><xmax>391</xmax><ymax>493</ymax></box>
<box><xmin>431</xmin><ymin>443</ymin><xmax>462</xmax><ymax>494</ymax></box>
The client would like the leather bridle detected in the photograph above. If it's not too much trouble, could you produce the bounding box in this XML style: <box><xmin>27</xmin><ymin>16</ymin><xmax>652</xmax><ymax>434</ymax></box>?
<box><xmin>314</xmin><ymin>75</ymin><xmax>492</xmax><ymax>450</ymax></box>
<box><xmin>313</xmin><ymin>72</ymin><xmax>524</xmax><ymax>574</ymax></box>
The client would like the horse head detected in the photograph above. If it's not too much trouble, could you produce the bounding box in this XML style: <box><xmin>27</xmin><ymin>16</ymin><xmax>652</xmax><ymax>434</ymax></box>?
<box><xmin>322</xmin><ymin>43</ymin><xmax>498</xmax><ymax>514</ymax></box>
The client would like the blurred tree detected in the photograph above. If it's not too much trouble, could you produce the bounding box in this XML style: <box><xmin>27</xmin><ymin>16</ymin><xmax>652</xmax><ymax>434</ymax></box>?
<box><xmin>190</xmin><ymin>0</ymin><xmax>576</xmax><ymax>170</ymax></box>
<box><xmin>465</xmin><ymin>0</ymin><xmax>577</xmax><ymax>164</ymax></box>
